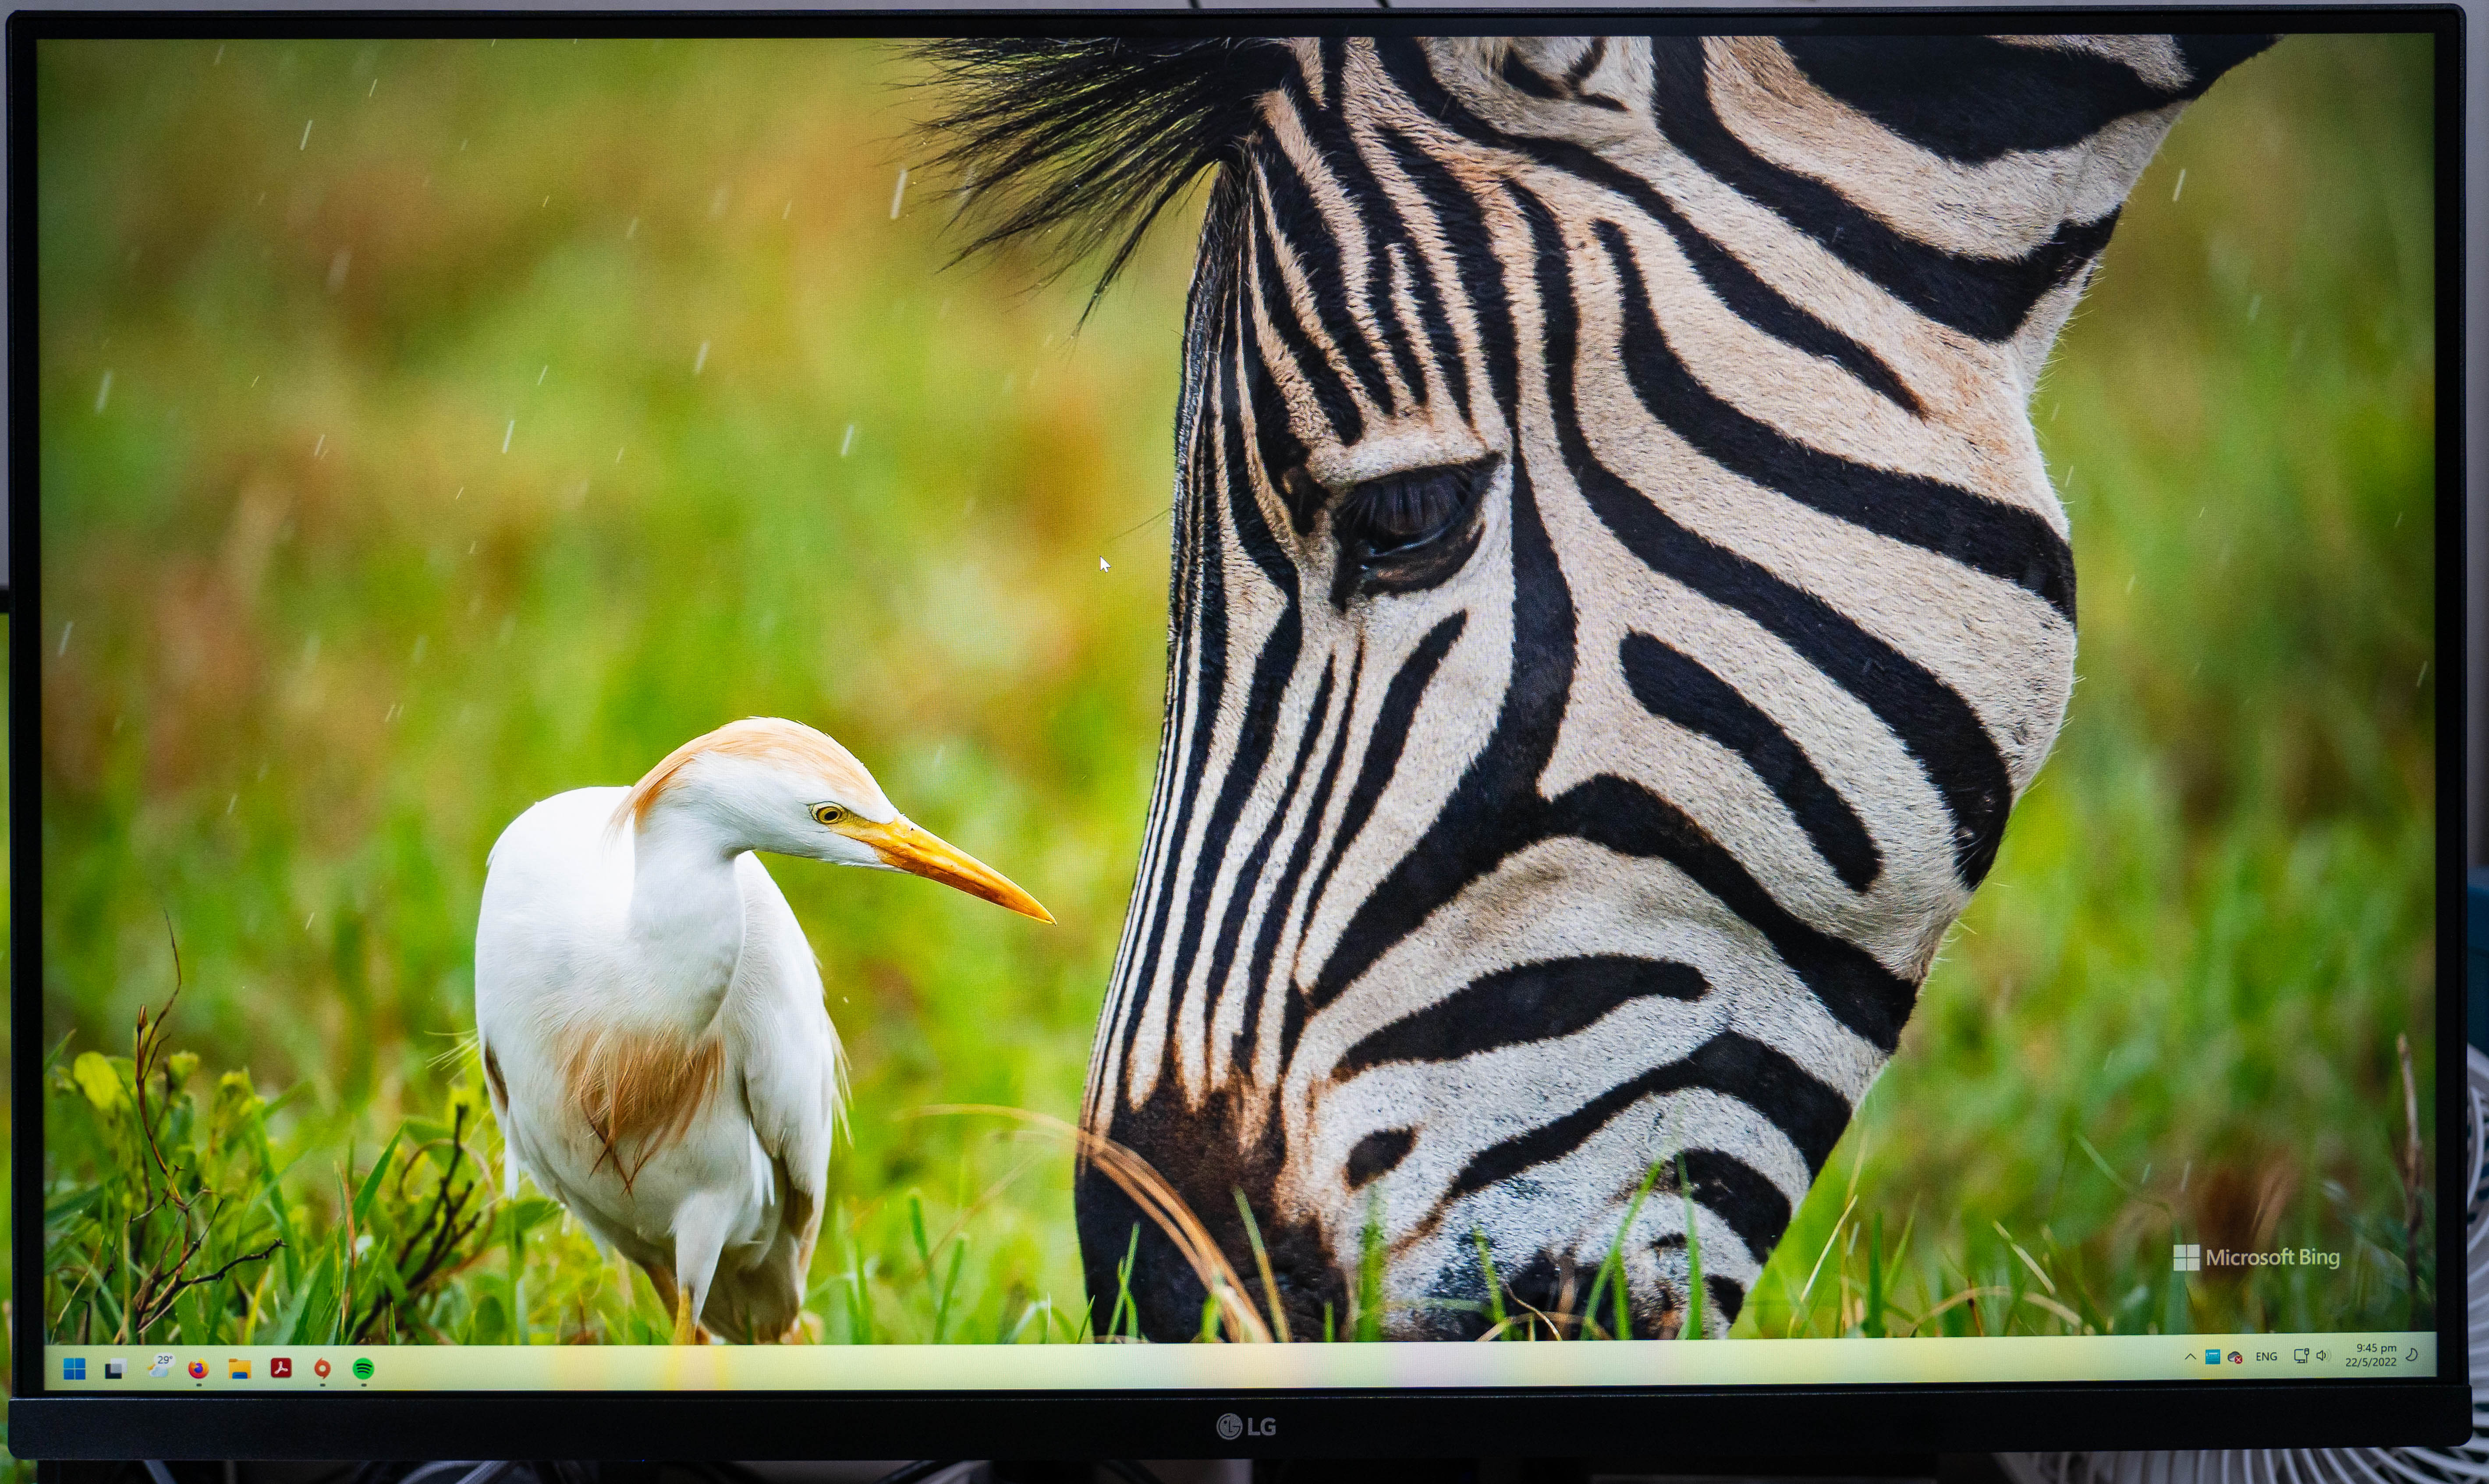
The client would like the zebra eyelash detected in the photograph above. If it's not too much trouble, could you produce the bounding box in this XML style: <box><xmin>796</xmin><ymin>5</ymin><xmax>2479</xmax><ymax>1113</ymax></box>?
<box><xmin>1325</xmin><ymin>455</ymin><xmax>1498</xmax><ymax>605</ymax></box>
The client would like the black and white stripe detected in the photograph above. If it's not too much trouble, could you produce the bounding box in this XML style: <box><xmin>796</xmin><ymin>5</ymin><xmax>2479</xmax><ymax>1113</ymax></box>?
<box><xmin>928</xmin><ymin>30</ymin><xmax>2271</xmax><ymax>1340</ymax></box>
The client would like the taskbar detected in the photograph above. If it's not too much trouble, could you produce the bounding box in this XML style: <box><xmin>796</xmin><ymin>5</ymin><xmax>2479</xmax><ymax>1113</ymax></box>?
<box><xmin>40</xmin><ymin>1331</ymin><xmax>2437</xmax><ymax>1392</ymax></box>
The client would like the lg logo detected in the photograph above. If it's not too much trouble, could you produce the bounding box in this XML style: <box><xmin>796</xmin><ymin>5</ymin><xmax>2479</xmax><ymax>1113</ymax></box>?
<box><xmin>1215</xmin><ymin>1413</ymin><xmax>1276</xmax><ymax>1441</ymax></box>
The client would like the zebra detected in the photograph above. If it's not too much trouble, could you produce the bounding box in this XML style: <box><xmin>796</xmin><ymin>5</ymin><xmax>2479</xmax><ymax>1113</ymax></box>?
<box><xmin>925</xmin><ymin>31</ymin><xmax>2273</xmax><ymax>1341</ymax></box>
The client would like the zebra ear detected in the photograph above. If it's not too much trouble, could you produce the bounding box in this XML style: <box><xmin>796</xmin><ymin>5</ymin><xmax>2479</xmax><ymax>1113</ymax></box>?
<box><xmin>2172</xmin><ymin>34</ymin><xmax>2286</xmax><ymax>89</ymax></box>
<box><xmin>910</xmin><ymin>38</ymin><xmax>1298</xmax><ymax>314</ymax></box>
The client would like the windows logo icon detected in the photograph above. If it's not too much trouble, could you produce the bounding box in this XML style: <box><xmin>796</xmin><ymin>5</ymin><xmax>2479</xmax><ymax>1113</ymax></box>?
<box><xmin>61</xmin><ymin>1357</ymin><xmax>85</xmax><ymax>1381</ymax></box>
<box><xmin>2173</xmin><ymin>1242</ymin><xmax>2203</xmax><ymax>1273</ymax></box>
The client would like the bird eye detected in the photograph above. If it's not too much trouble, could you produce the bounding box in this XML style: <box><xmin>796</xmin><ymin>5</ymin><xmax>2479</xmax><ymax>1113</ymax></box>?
<box><xmin>812</xmin><ymin>804</ymin><xmax>847</xmax><ymax>827</ymax></box>
<box><xmin>1326</xmin><ymin>456</ymin><xmax>1496</xmax><ymax>605</ymax></box>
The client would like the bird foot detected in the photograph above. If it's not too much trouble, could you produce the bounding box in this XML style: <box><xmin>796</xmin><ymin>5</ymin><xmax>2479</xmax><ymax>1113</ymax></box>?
<box><xmin>672</xmin><ymin>1286</ymin><xmax>698</xmax><ymax>1346</ymax></box>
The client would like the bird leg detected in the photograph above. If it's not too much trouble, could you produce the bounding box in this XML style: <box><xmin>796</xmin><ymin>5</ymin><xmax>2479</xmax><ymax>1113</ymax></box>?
<box><xmin>670</xmin><ymin>1194</ymin><xmax>732</xmax><ymax>1346</ymax></box>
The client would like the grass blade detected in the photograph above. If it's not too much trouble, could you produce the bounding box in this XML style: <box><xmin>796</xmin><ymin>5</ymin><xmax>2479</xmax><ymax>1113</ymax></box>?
<box><xmin>1110</xmin><ymin>1223</ymin><xmax>1140</xmax><ymax>1341</ymax></box>
<box><xmin>1581</xmin><ymin>1161</ymin><xmax>1662</xmax><ymax>1340</ymax></box>
<box><xmin>1679</xmin><ymin>1152</ymin><xmax>1705</xmax><ymax>1339</ymax></box>
<box><xmin>1353</xmin><ymin>1193</ymin><xmax>1385</xmax><ymax>1342</ymax></box>
<box><xmin>1233</xmin><ymin>1187</ymin><xmax>1291</xmax><ymax>1343</ymax></box>
<box><xmin>933</xmin><ymin>1235</ymin><xmax>967</xmax><ymax>1345</ymax></box>
<box><xmin>1472</xmin><ymin>1228</ymin><xmax>1507</xmax><ymax>1339</ymax></box>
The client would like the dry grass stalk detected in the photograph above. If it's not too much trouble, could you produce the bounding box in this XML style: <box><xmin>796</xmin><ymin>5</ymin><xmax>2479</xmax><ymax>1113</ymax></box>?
<box><xmin>911</xmin><ymin>1103</ymin><xmax>1274</xmax><ymax>1342</ymax></box>
<box><xmin>2397</xmin><ymin>1031</ymin><xmax>2425</xmax><ymax>1331</ymax></box>
<box><xmin>115</xmin><ymin>924</ymin><xmax>283</xmax><ymax>1341</ymax></box>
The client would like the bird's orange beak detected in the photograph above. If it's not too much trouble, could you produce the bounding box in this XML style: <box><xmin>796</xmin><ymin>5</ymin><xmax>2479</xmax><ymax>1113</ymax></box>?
<box><xmin>849</xmin><ymin>815</ymin><xmax>1054</xmax><ymax>924</ymax></box>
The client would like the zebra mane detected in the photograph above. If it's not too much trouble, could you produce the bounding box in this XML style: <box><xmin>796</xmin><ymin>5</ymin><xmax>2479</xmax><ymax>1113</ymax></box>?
<box><xmin>912</xmin><ymin>37</ymin><xmax>1296</xmax><ymax>308</ymax></box>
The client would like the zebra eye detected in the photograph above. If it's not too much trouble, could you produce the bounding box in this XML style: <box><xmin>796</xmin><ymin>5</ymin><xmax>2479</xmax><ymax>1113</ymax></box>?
<box><xmin>1328</xmin><ymin>457</ymin><xmax>1495</xmax><ymax>603</ymax></box>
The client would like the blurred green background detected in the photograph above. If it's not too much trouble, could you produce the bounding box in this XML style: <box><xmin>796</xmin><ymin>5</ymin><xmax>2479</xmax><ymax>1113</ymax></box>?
<box><xmin>24</xmin><ymin>32</ymin><xmax>2436</xmax><ymax>1353</ymax></box>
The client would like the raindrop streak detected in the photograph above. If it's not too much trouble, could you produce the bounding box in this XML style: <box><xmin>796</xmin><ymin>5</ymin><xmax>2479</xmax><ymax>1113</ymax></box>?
<box><xmin>840</xmin><ymin>424</ymin><xmax>855</xmax><ymax>457</ymax></box>
<box><xmin>327</xmin><ymin>248</ymin><xmax>351</xmax><ymax>291</ymax></box>
<box><xmin>615</xmin><ymin>446</ymin><xmax>626</xmax><ymax>463</ymax></box>
<box><xmin>93</xmin><ymin>370</ymin><xmax>112</xmax><ymax>414</ymax></box>
<box><xmin>368</xmin><ymin>78</ymin><xmax>378</xmax><ymax>98</ymax></box>
<box><xmin>890</xmin><ymin>166</ymin><xmax>909</xmax><ymax>220</ymax></box>
<box><xmin>300</xmin><ymin>119</ymin><xmax>314</xmax><ymax>150</ymax></box>
<box><xmin>2418</xmin><ymin>662</ymin><xmax>2431</xmax><ymax>689</ymax></box>
<box><xmin>312</xmin><ymin>434</ymin><xmax>326</xmax><ymax>458</ymax></box>
<box><xmin>2171</xmin><ymin>167</ymin><xmax>2186</xmax><ymax>202</ymax></box>
<box><xmin>213</xmin><ymin>44</ymin><xmax>224</xmax><ymax>64</ymax></box>
<box><xmin>783</xmin><ymin>199</ymin><xmax>793</xmax><ymax>220</ymax></box>
<box><xmin>626</xmin><ymin>217</ymin><xmax>639</xmax><ymax>240</ymax></box>
<box><xmin>56</xmin><ymin>620</ymin><xmax>73</xmax><ymax>658</ymax></box>
<box><xmin>693</xmin><ymin>341</ymin><xmax>710</xmax><ymax>376</ymax></box>
<box><xmin>2246</xmin><ymin>294</ymin><xmax>2261</xmax><ymax>321</ymax></box>
<box><xmin>454</xmin><ymin>486</ymin><xmax>464</xmax><ymax>500</ymax></box>
<box><xmin>502</xmin><ymin>420</ymin><xmax>514</xmax><ymax>453</ymax></box>
<box><xmin>538</xmin><ymin>365</ymin><xmax>549</xmax><ymax>386</ymax></box>
<box><xmin>226</xmin><ymin>795</ymin><xmax>238</xmax><ymax>816</ymax></box>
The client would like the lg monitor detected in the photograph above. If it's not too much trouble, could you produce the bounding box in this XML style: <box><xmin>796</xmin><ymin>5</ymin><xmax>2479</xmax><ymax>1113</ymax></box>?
<box><xmin>8</xmin><ymin>8</ymin><xmax>2471</xmax><ymax>1462</ymax></box>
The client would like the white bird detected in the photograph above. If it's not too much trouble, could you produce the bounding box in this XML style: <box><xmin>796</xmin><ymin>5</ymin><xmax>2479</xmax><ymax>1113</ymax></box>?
<box><xmin>473</xmin><ymin>717</ymin><xmax>1051</xmax><ymax>1344</ymax></box>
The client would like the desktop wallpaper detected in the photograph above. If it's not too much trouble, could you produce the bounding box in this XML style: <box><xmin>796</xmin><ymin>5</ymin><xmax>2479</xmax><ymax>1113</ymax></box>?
<box><xmin>28</xmin><ymin>33</ymin><xmax>2436</xmax><ymax>1357</ymax></box>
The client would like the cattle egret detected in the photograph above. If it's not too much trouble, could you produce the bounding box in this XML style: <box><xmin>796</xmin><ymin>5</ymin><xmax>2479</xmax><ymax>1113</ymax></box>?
<box><xmin>474</xmin><ymin>718</ymin><xmax>1051</xmax><ymax>1343</ymax></box>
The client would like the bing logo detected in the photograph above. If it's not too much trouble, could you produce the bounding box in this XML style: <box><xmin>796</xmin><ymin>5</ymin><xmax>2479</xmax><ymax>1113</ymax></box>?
<box><xmin>2173</xmin><ymin>1243</ymin><xmax>2203</xmax><ymax>1273</ymax></box>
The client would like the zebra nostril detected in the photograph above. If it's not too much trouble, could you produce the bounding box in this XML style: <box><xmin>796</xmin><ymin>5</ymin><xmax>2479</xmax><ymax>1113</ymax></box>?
<box><xmin>1345</xmin><ymin>1127</ymin><xmax>1416</xmax><ymax>1187</ymax></box>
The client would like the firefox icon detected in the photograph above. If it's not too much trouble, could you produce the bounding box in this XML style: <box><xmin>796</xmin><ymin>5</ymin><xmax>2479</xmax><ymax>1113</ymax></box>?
<box><xmin>185</xmin><ymin>1360</ymin><xmax>206</xmax><ymax>1380</ymax></box>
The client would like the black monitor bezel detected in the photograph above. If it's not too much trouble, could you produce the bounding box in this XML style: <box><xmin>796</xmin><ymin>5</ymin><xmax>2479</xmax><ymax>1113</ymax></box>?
<box><xmin>6</xmin><ymin>5</ymin><xmax>2470</xmax><ymax>1460</ymax></box>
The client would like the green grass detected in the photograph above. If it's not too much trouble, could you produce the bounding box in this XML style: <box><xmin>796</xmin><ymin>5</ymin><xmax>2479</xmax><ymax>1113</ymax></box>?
<box><xmin>25</xmin><ymin>33</ymin><xmax>2437</xmax><ymax>1352</ymax></box>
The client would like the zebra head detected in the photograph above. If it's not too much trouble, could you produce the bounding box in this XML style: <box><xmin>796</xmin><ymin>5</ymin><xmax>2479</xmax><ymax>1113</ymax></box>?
<box><xmin>930</xmin><ymin>32</ymin><xmax>2272</xmax><ymax>1341</ymax></box>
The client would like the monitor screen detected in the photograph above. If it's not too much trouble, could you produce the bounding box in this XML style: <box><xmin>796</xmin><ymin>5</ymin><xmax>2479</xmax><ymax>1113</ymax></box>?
<box><xmin>13</xmin><ymin>14</ymin><xmax>2464</xmax><ymax>1458</ymax></box>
